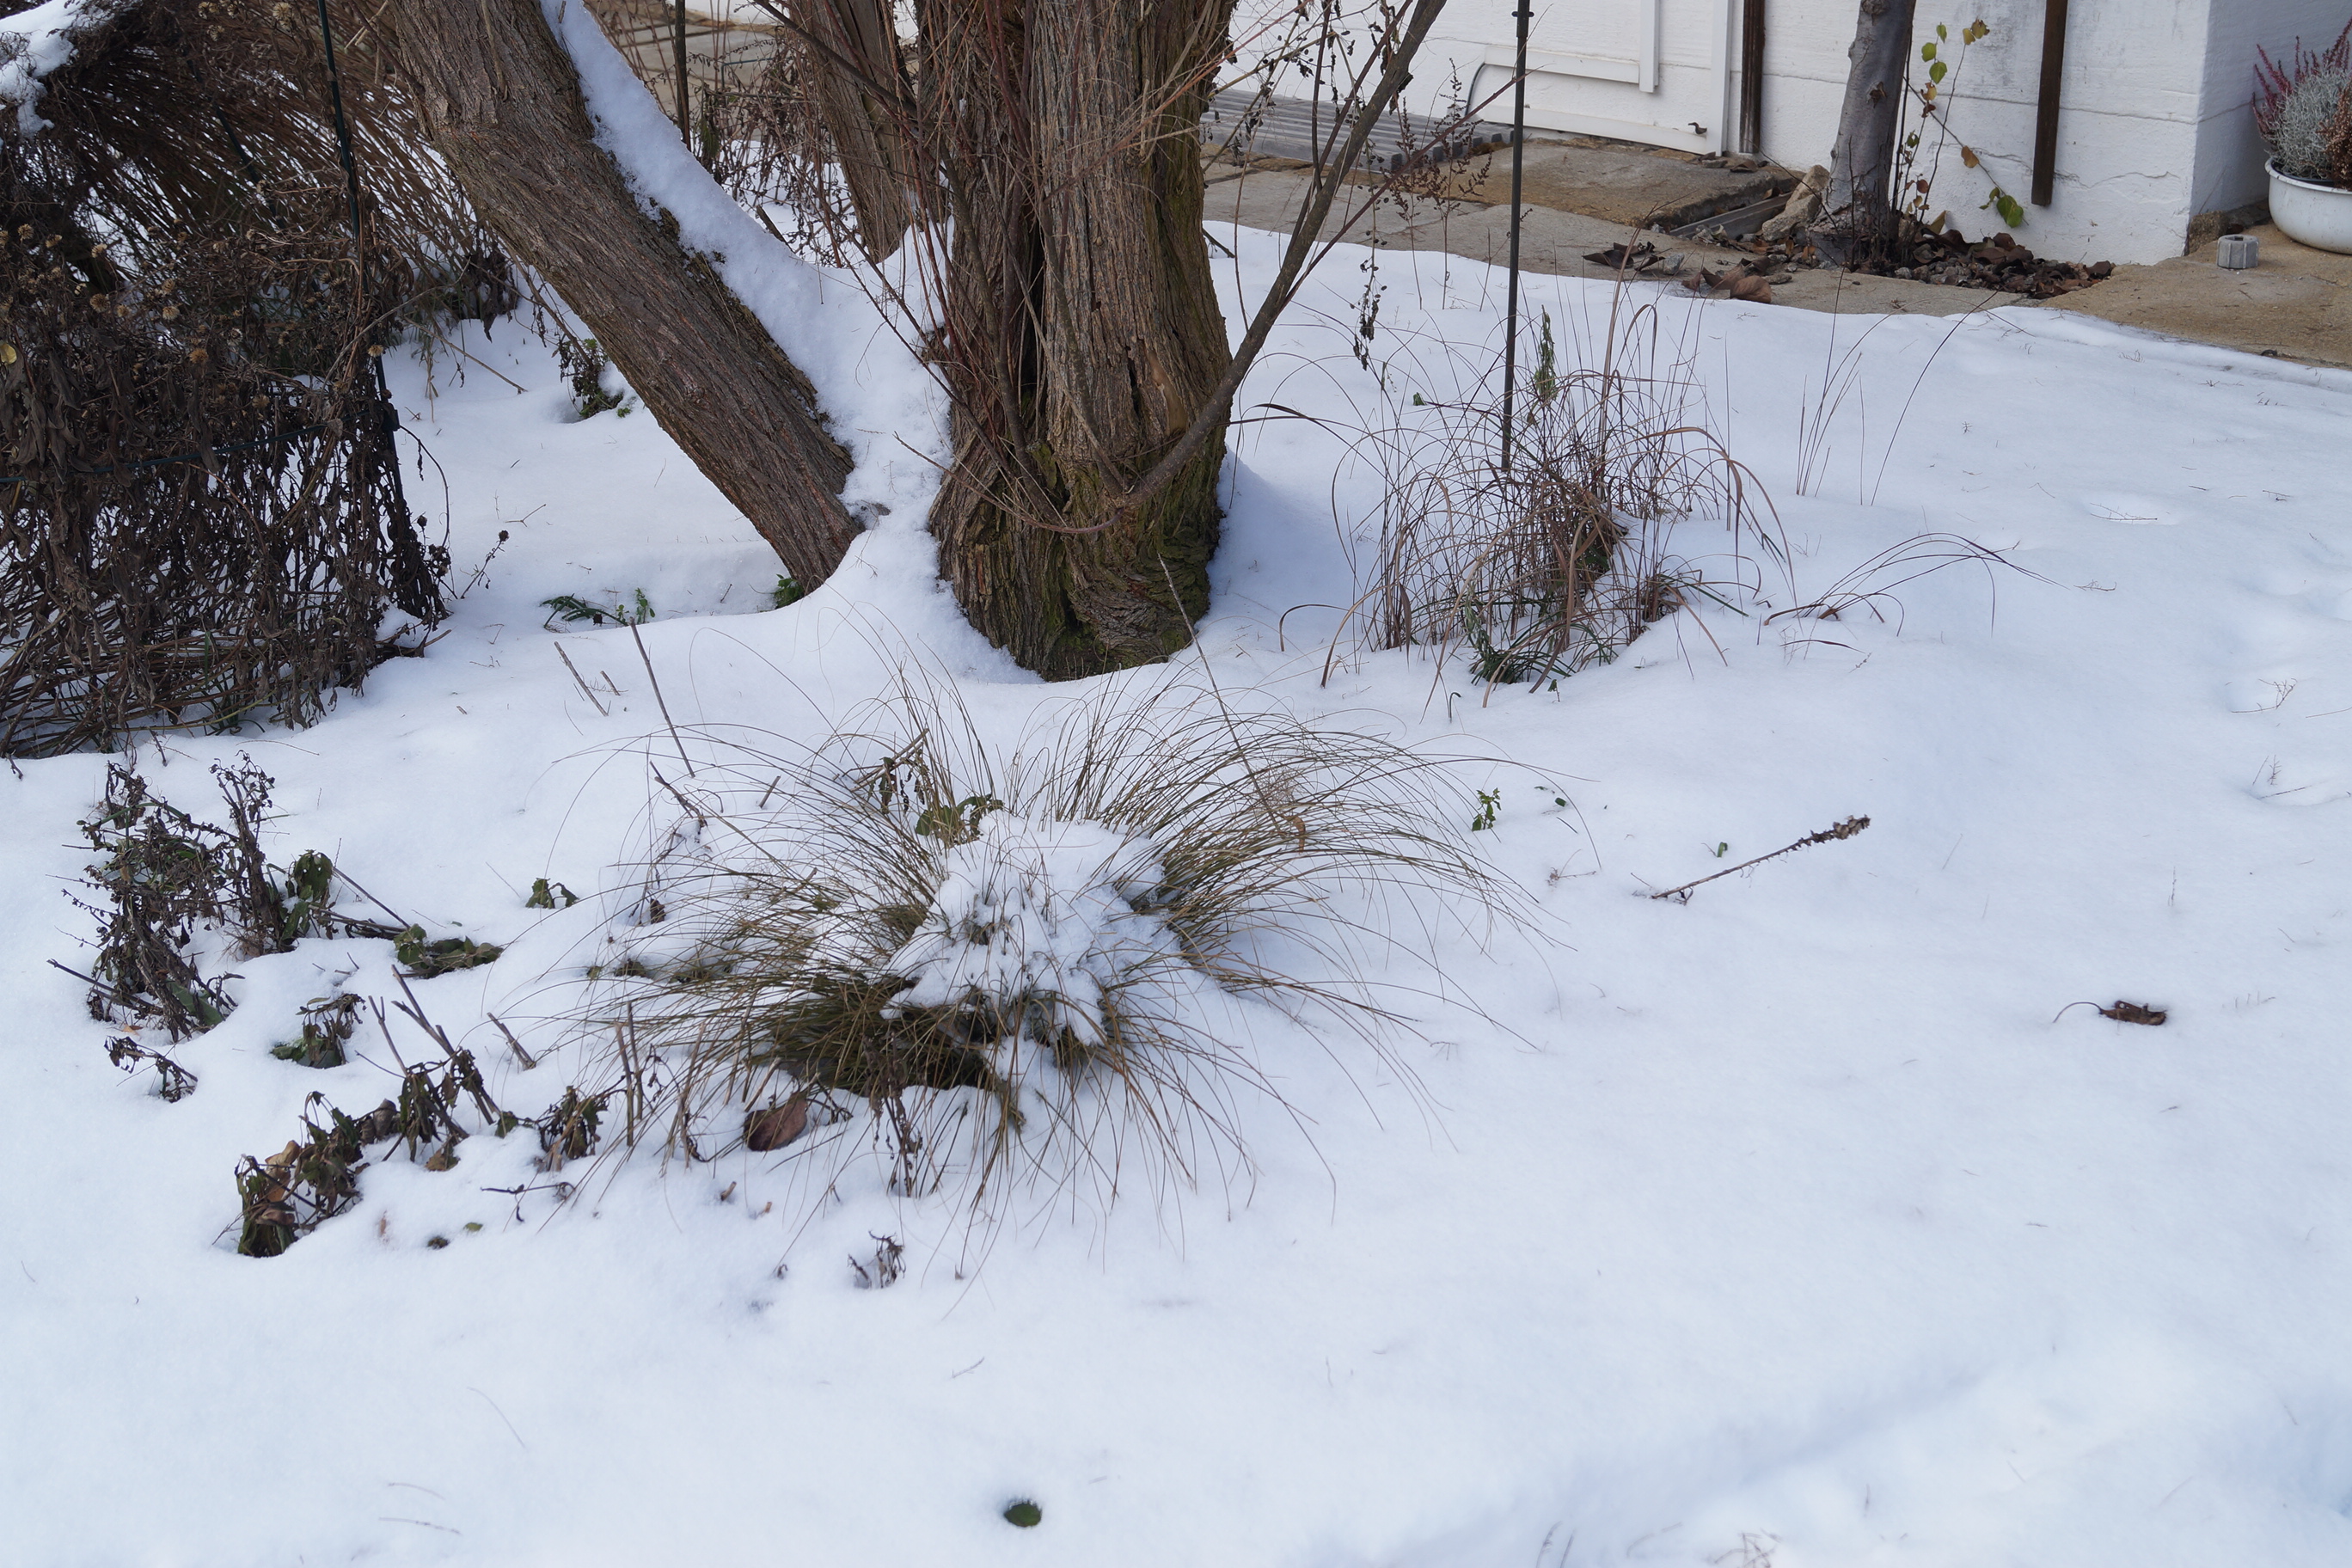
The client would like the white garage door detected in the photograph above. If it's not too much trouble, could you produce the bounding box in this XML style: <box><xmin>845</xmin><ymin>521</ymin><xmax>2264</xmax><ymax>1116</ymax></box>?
<box><xmin>1444</xmin><ymin>0</ymin><xmax>1738</xmax><ymax>156</ymax></box>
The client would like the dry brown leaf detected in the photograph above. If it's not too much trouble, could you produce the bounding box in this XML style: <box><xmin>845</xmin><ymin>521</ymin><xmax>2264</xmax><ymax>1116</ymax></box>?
<box><xmin>745</xmin><ymin>1093</ymin><xmax>812</xmax><ymax>1152</ymax></box>
<box><xmin>2054</xmin><ymin>998</ymin><xmax>2168</xmax><ymax>1026</ymax></box>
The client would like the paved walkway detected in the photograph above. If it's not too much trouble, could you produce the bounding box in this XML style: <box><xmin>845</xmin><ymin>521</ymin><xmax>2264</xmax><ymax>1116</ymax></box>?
<box><xmin>1204</xmin><ymin>157</ymin><xmax>2028</xmax><ymax>320</ymax></box>
<box><xmin>1205</xmin><ymin>155</ymin><xmax>2352</xmax><ymax>369</ymax></box>
<box><xmin>2052</xmin><ymin>224</ymin><xmax>2352</xmax><ymax>371</ymax></box>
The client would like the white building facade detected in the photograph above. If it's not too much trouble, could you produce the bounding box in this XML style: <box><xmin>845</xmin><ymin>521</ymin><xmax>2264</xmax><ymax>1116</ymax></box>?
<box><xmin>1396</xmin><ymin>0</ymin><xmax>2352</xmax><ymax>263</ymax></box>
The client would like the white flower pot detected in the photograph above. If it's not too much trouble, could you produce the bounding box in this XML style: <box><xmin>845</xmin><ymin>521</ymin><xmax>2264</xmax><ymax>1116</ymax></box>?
<box><xmin>2268</xmin><ymin>160</ymin><xmax>2352</xmax><ymax>254</ymax></box>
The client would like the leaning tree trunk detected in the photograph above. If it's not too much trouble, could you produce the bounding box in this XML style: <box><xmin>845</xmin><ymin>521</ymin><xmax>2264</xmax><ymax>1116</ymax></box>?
<box><xmin>793</xmin><ymin>0</ymin><xmax>921</xmax><ymax>259</ymax></box>
<box><xmin>1812</xmin><ymin>0</ymin><xmax>1919</xmax><ymax>267</ymax></box>
<box><xmin>379</xmin><ymin>0</ymin><xmax>860</xmax><ymax>586</ymax></box>
<box><xmin>916</xmin><ymin>0</ymin><xmax>1236</xmax><ymax>678</ymax></box>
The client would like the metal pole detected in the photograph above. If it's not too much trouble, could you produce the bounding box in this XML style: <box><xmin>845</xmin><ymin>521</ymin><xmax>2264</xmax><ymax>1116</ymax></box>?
<box><xmin>315</xmin><ymin>0</ymin><xmax>367</xmax><ymax>253</ymax></box>
<box><xmin>315</xmin><ymin>0</ymin><xmax>415</xmax><ymax>575</ymax></box>
<box><xmin>1500</xmin><ymin>0</ymin><xmax>1531</xmax><ymax>470</ymax></box>
<box><xmin>674</xmin><ymin>0</ymin><xmax>694</xmax><ymax>144</ymax></box>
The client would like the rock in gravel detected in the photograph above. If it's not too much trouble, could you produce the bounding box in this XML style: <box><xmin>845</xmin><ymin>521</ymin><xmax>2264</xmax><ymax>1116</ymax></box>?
<box><xmin>1759</xmin><ymin>164</ymin><xmax>1829</xmax><ymax>244</ymax></box>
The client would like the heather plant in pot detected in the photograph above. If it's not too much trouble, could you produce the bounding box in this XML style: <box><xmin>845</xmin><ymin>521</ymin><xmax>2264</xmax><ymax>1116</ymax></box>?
<box><xmin>2256</xmin><ymin>20</ymin><xmax>2352</xmax><ymax>252</ymax></box>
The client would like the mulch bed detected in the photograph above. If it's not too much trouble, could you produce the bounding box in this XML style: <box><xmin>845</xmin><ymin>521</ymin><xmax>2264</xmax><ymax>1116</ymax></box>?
<box><xmin>1591</xmin><ymin>224</ymin><xmax>2116</xmax><ymax>305</ymax></box>
<box><xmin>1766</xmin><ymin>228</ymin><xmax>2114</xmax><ymax>300</ymax></box>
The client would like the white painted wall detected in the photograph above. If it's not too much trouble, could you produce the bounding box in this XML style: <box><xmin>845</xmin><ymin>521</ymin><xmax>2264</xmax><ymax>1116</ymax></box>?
<box><xmin>1418</xmin><ymin>0</ymin><xmax>1738</xmax><ymax>154</ymax></box>
<box><xmin>1705</xmin><ymin>0</ymin><xmax>2217</xmax><ymax>263</ymax></box>
<box><xmin>1420</xmin><ymin>0</ymin><xmax>2348</xmax><ymax>265</ymax></box>
<box><xmin>1227</xmin><ymin>0</ymin><xmax>1495</xmax><ymax>126</ymax></box>
<box><xmin>1908</xmin><ymin>0</ymin><xmax>2209</xmax><ymax>265</ymax></box>
<box><xmin>2195</xmin><ymin>0</ymin><xmax>2349</xmax><ymax>217</ymax></box>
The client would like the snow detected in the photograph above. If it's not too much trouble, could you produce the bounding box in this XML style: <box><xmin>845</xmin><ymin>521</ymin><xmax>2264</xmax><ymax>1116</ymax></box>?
<box><xmin>542</xmin><ymin>0</ymin><xmax>938</xmax><ymax>517</ymax></box>
<box><xmin>0</xmin><ymin>0</ymin><xmax>101</xmax><ymax>136</ymax></box>
<box><xmin>9</xmin><ymin>81</ymin><xmax>2352</xmax><ymax>1568</ymax></box>
<box><xmin>881</xmin><ymin>814</ymin><xmax>1173</xmax><ymax>1057</ymax></box>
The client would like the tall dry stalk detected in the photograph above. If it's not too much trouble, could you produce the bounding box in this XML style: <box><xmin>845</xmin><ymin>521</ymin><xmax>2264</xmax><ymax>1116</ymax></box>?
<box><xmin>1359</xmin><ymin>301</ymin><xmax>1780</xmax><ymax>686</ymax></box>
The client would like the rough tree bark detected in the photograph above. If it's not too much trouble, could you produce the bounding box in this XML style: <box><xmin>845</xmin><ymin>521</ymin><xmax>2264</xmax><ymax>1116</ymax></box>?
<box><xmin>377</xmin><ymin>0</ymin><xmax>860</xmax><ymax>585</ymax></box>
<box><xmin>915</xmin><ymin>0</ymin><xmax>1237</xmax><ymax>677</ymax></box>
<box><xmin>374</xmin><ymin>0</ymin><xmax>1428</xmax><ymax>680</ymax></box>
<box><xmin>785</xmin><ymin>0</ymin><xmax>919</xmax><ymax>258</ymax></box>
<box><xmin>1811</xmin><ymin>0</ymin><xmax>1919</xmax><ymax>266</ymax></box>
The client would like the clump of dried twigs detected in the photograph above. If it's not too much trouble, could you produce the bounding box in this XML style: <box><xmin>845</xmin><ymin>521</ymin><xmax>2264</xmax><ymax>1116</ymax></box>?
<box><xmin>106</xmin><ymin>1034</ymin><xmax>199</xmax><ymax>1100</ymax></box>
<box><xmin>61</xmin><ymin>754</ymin><xmax>493</xmax><ymax>1062</ymax></box>
<box><xmin>579</xmin><ymin>665</ymin><xmax>1524</xmax><ymax>1220</ymax></box>
<box><xmin>1363</xmin><ymin>303</ymin><xmax>1780</xmax><ymax>686</ymax></box>
<box><xmin>0</xmin><ymin>208</ymin><xmax>447</xmax><ymax>753</ymax></box>
<box><xmin>235</xmin><ymin>1094</ymin><xmax>377</xmax><ymax>1258</ymax></box>
<box><xmin>5</xmin><ymin>0</ymin><xmax>478</xmax><ymax>292</ymax></box>
<box><xmin>62</xmin><ymin>756</ymin><xmax>334</xmax><ymax>1040</ymax></box>
<box><xmin>64</xmin><ymin>762</ymin><xmax>242</xmax><ymax>1041</ymax></box>
<box><xmin>234</xmin><ymin>977</ymin><xmax>517</xmax><ymax>1257</ymax></box>
<box><xmin>0</xmin><ymin>0</ymin><xmax>502</xmax><ymax>755</ymax></box>
<box><xmin>232</xmin><ymin>1041</ymin><xmax>507</xmax><ymax>1257</ymax></box>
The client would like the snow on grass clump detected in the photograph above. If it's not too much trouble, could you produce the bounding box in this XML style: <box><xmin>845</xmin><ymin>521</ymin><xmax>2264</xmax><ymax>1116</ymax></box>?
<box><xmin>585</xmin><ymin>665</ymin><xmax>1523</xmax><ymax>1210</ymax></box>
<box><xmin>882</xmin><ymin>812</ymin><xmax>1176</xmax><ymax>1058</ymax></box>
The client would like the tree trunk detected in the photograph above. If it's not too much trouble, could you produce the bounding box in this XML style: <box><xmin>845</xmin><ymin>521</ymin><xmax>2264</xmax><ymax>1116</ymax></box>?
<box><xmin>793</xmin><ymin>0</ymin><xmax>920</xmax><ymax>259</ymax></box>
<box><xmin>916</xmin><ymin>0</ymin><xmax>1235</xmax><ymax>678</ymax></box>
<box><xmin>1812</xmin><ymin>0</ymin><xmax>1918</xmax><ymax>266</ymax></box>
<box><xmin>379</xmin><ymin>0</ymin><xmax>860</xmax><ymax>586</ymax></box>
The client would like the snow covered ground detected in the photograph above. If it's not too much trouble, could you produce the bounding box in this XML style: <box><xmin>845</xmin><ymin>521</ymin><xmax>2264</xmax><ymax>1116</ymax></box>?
<box><xmin>7</xmin><ymin>212</ymin><xmax>2352</xmax><ymax>1567</ymax></box>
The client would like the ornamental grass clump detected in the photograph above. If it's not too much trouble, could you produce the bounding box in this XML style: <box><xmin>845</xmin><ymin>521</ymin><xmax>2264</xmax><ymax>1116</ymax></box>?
<box><xmin>585</xmin><ymin>668</ymin><xmax>1523</xmax><ymax>1214</ymax></box>
<box><xmin>1366</xmin><ymin>306</ymin><xmax>1779</xmax><ymax>688</ymax></box>
<box><xmin>2257</xmin><ymin>21</ymin><xmax>2352</xmax><ymax>187</ymax></box>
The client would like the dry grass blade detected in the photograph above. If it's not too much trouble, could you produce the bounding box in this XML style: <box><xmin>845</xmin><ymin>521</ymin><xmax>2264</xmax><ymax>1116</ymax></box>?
<box><xmin>1355</xmin><ymin>303</ymin><xmax>1783</xmax><ymax>688</ymax></box>
<box><xmin>572</xmin><ymin>662</ymin><xmax>1531</xmax><ymax>1234</ymax></box>
<box><xmin>1764</xmin><ymin>534</ymin><xmax>2054</xmax><ymax>634</ymax></box>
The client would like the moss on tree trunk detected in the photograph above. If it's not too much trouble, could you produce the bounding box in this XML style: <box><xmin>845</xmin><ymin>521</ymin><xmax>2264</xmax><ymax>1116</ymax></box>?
<box><xmin>917</xmin><ymin>0</ymin><xmax>1236</xmax><ymax>678</ymax></box>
